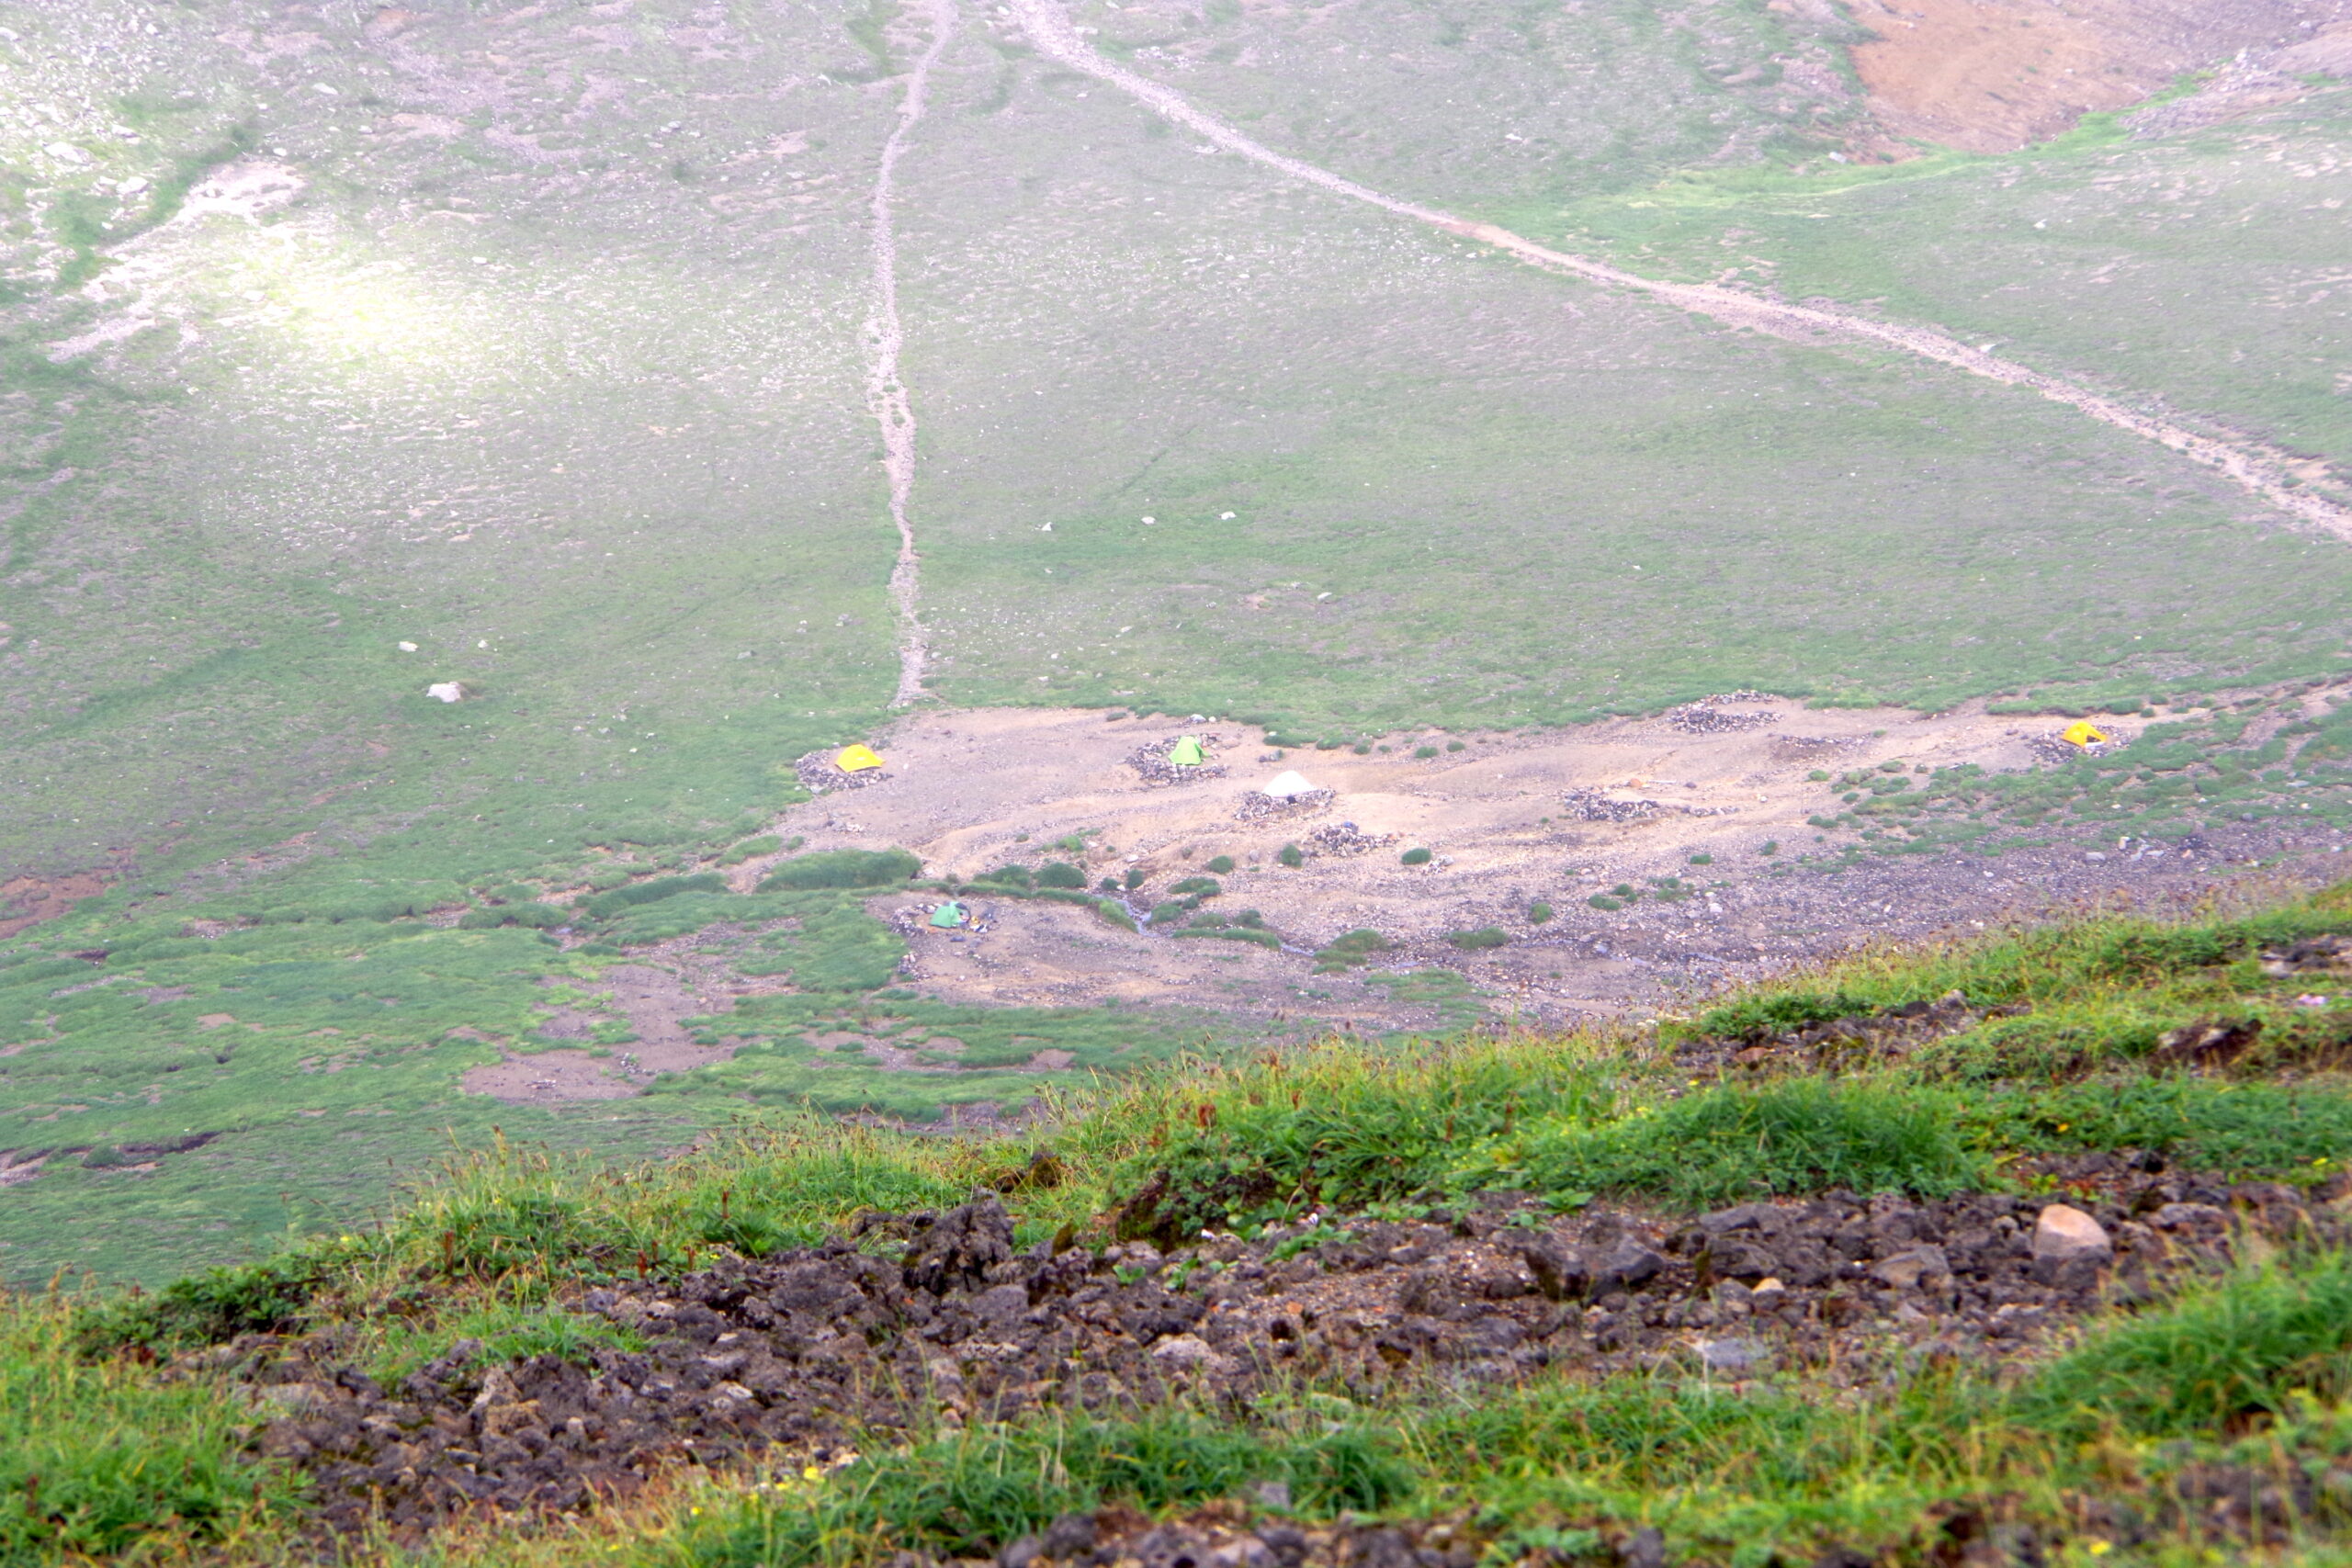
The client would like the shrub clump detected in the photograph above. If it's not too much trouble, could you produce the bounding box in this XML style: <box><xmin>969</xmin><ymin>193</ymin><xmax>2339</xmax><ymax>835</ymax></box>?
<box><xmin>582</xmin><ymin>873</ymin><xmax>727</xmax><ymax>919</ymax></box>
<box><xmin>754</xmin><ymin>849</ymin><xmax>920</xmax><ymax>892</ymax></box>
<box><xmin>1314</xmin><ymin>930</ymin><xmax>1393</xmax><ymax>973</ymax></box>
<box><xmin>1400</xmin><ymin>847</ymin><xmax>1432</xmax><ymax>866</ymax></box>
<box><xmin>1447</xmin><ymin>927</ymin><xmax>1508</xmax><ymax>951</ymax></box>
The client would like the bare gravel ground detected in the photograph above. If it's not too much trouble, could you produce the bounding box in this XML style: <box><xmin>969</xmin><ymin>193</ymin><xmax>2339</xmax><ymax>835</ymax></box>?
<box><xmin>741</xmin><ymin>702</ymin><xmax>2349</xmax><ymax>1033</ymax></box>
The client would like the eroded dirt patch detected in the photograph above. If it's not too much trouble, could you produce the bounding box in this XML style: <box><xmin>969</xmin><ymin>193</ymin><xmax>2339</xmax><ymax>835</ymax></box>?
<box><xmin>0</xmin><ymin>868</ymin><xmax>117</xmax><ymax>942</ymax></box>
<box><xmin>464</xmin><ymin>950</ymin><xmax>793</xmax><ymax>1104</ymax></box>
<box><xmin>1848</xmin><ymin>0</ymin><xmax>2346</xmax><ymax>152</ymax></box>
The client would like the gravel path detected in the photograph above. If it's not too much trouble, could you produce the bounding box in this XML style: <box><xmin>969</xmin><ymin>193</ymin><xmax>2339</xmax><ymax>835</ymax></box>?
<box><xmin>1005</xmin><ymin>0</ymin><xmax>2352</xmax><ymax>544</ymax></box>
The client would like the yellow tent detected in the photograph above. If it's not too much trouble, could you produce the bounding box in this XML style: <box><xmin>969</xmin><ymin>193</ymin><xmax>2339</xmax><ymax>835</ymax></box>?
<box><xmin>2060</xmin><ymin>721</ymin><xmax>2109</xmax><ymax>749</ymax></box>
<box><xmin>835</xmin><ymin>743</ymin><xmax>886</xmax><ymax>773</ymax></box>
<box><xmin>1168</xmin><ymin>735</ymin><xmax>1205</xmax><ymax>766</ymax></box>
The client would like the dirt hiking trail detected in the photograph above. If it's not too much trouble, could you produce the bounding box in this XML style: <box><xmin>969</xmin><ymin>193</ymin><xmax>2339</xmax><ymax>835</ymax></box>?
<box><xmin>1006</xmin><ymin>0</ymin><xmax>2352</xmax><ymax>544</ymax></box>
<box><xmin>865</xmin><ymin>0</ymin><xmax>958</xmax><ymax>709</ymax></box>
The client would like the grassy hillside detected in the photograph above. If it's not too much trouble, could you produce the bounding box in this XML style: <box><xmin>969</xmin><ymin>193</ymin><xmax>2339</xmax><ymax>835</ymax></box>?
<box><xmin>15</xmin><ymin>881</ymin><xmax>2352</xmax><ymax>1563</ymax></box>
<box><xmin>5</xmin><ymin>0</ymin><xmax>2352</xmax><ymax>1397</ymax></box>
<box><xmin>6</xmin><ymin>0</ymin><xmax>2351</xmax><ymax>896</ymax></box>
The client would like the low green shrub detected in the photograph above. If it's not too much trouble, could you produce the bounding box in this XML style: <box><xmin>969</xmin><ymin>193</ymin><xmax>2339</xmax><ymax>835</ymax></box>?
<box><xmin>1448</xmin><ymin>927</ymin><xmax>1508</xmax><ymax>951</ymax></box>
<box><xmin>2018</xmin><ymin>1250</ymin><xmax>2352</xmax><ymax>1440</ymax></box>
<box><xmin>684</xmin><ymin>1409</ymin><xmax>1410</xmax><ymax>1567</ymax></box>
<box><xmin>1278</xmin><ymin>844</ymin><xmax>1305</xmax><ymax>868</ymax></box>
<box><xmin>718</xmin><ymin>835</ymin><xmax>782</xmax><ymax>866</ymax></box>
<box><xmin>1036</xmin><ymin>863</ymin><xmax>1087</xmax><ymax>889</ymax></box>
<box><xmin>1204</xmin><ymin>855</ymin><xmax>1236</xmax><ymax>874</ymax></box>
<box><xmin>755</xmin><ymin>849</ymin><xmax>920</xmax><ymax>892</ymax></box>
<box><xmin>1514</xmin><ymin>1079</ymin><xmax>1991</xmax><ymax>1209</ymax></box>
<box><xmin>1314</xmin><ymin>929</ymin><xmax>1392</xmax><ymax>973</ymax></box>
<box><xmin>4</xmin><ymin>1297</ymin><xmax>297</xmax><ymax>1562</ymax></box>
<box><xmin>1094</xmin><ymin>900</ymin><xmax>1138</xmax><ymax>933</ymax></box>
<box><xmin>1171</xmin><ymin>927</ymin><xmax>1282</xmax><ymax>949</ymax></box>
<box><xmin>1528</xmin><ymin>901</ymin><xmax>1555</xmax><ymax>924</ymax></box>
<box><xmin>1401</xmin><ymin>847</ymin><xmax>1432</xmax><ymax>866</ymax></box>
<box><xmin>1692</xmin><ymin>990</ymin><xmax>1875</xmax><ymax>1043</ymax></box>
<box><xmin>583</xmin><ymin>872</ymin><xmax>727</xmax><ymax>918</ymax></box>
<box><xmin>458</xmin><ymin>901</ymin><xmax>566</xmax><ymax>930</ymax></box>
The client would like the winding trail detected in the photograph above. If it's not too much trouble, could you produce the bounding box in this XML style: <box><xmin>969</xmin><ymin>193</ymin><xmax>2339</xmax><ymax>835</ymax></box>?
<box><xmin>865</xmin><ymin>0</ymin><xmax>958</xmax><ymax>708</ymax></box>
<box><xmin>1005</xmin><ymin>0</ymin><xmax>2352</xmax><ymax>543</ymax></box>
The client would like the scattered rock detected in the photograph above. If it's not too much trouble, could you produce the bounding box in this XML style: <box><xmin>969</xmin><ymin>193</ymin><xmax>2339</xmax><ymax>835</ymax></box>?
<box><xmin>2030</xmin><ymin>1203</ymin><xmax>2113</xmax><ymax>1285</ymax></box>
<box><xmin>2261</xmin><ymin>935</ymin><xmax>2352</xmax><ymax>976</ymax></box>
<box><xmin>2154</xmin><ymin>1015</ymin><xmax>2264</xmax><ymax>1066</ymax></box>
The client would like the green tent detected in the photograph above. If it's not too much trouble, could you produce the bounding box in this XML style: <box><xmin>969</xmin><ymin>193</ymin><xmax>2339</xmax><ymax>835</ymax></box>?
<box><xmin>929</xmin><ymin>901</ymin><xmax>967</xmax><ymax>929</ymax></box>
<box><xmin>1169</xmin><ymin>735</ymin><xmax>1206</xmax><ymax>766</ymax></box>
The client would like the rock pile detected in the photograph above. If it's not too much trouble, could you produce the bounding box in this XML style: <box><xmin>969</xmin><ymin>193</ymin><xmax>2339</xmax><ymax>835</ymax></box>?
<box><xmin>232</xmin><ymin>1172</ymin><xmax>2345</xmax><ymax>1540</ymax></box>
<box><xmin>1234</xmin><ymin>789</ymin><xmax>1334</xmax><ymax>822</ymax></box>
<box><xmin>1125</xmin><ymin>736</ymin><xmax>1228</xmax><ymax>787</ymax></box>
<box><xmin>1666</xmin><ymin>694</ymin><xmax>1780</xmax><ymax>734</ymax></box>
<box><xmin>1561</xmin><ymin>788</ymin><xmax>1664</xmax><ymax>823</ymax></box>
<box><xmin>1562</xmin><ymin>789</ymin><xmax>1741</xmax><ymax>823</ymax></box>
<box><xmin>1302</xmin><ymin>822</ymin><xmax>1396</xmax><ymax>858</ymax></box>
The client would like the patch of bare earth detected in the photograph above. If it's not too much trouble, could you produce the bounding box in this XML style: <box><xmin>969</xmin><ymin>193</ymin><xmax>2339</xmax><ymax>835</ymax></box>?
<box><xmin>462</xmin><ymin>949</ymin><xmax>795</xmax><ymax>1105</ymax></box>
<box><xmin>1846</xmin><ymin>0</ymin><xmax>2348</xmax><ymax>152</ymax></box>
<box><xmin>0</xmin><ymin>868</ymin><xmax>117</xmax><ymax>942</ymax></box>
<box><xmin>743</xmin><ymin>701</ymin><xmax>2347</xmax><ymax>1031</ymax></box>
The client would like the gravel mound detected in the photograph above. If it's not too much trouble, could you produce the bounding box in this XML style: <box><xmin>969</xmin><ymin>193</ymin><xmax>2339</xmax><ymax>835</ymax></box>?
<box><xmin>231</xmin><ymin>1172</ymin><xmax>2347</xmax><ymax>1540</ymax></box>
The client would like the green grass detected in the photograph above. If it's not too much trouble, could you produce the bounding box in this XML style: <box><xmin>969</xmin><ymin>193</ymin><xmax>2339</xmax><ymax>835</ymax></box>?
<box><xmin>1786</xmin><ymin>695</ymin><xmax>2352</xmax><ymax>864</ymax></box>
<box><xmin>683</xmin><ymin>1410</ymin><xmax>1410</xmax><ymax>1568</ymax></box>
<box><xmin>30</xmin><ymin>881</ymin><xmax>2352</xmax><ymax>1566</ymax></box>
<box><xmin>0</xmin><ymin>1294</ymin><xmax>294</xmax><ymax>1564</ymax></box>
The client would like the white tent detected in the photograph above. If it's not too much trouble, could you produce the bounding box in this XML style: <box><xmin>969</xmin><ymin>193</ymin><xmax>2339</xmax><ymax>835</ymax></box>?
<box><xmin>1261</xmin><ymin>770</ymin><xmax>1317</xmax><ymax>798</ymax></box>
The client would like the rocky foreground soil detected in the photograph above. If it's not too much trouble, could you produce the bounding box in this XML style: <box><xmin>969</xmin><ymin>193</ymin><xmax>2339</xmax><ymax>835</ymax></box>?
<box><xmin>205</xmin><ymin>1156</ymin><xmax>2352</xmax><ymax>1556</ymax></box>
